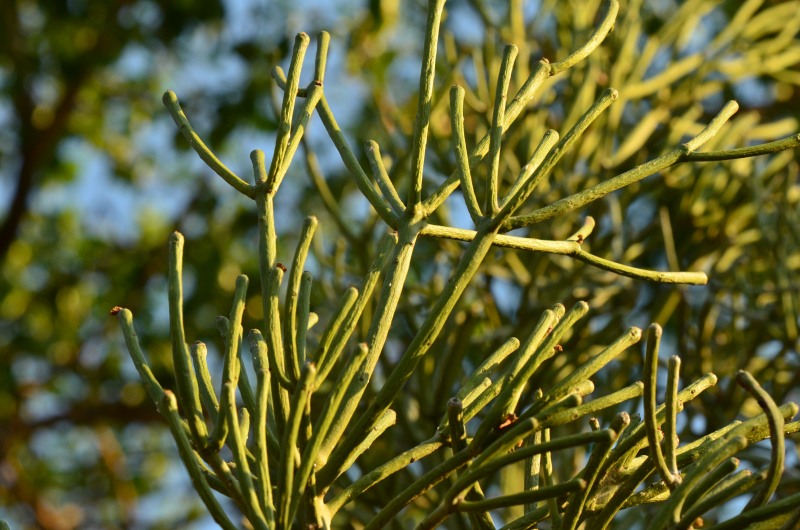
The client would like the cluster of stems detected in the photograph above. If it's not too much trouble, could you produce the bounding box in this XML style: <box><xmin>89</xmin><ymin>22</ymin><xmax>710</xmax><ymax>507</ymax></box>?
<box><xmin>117</xmin><ymin>0</ymin><xmax>800</xmax><ymax>528</ymax></box>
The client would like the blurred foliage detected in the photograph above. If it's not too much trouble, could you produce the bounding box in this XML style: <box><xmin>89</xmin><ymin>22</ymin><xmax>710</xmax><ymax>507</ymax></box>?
<box><xmin>1</xmin><ymin>0</ymin><xmax>799</xmax><ymax>528</ymax></box>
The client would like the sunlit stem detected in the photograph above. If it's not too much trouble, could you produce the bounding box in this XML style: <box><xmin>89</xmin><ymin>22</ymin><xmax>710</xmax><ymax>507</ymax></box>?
<box><xmin>208</xmin><ymin>274</ymin><xmax>248</xmax><ymax>452</ymax></box>
<box><xmin>486</xmin><ymin>44</ymin><xmax>518</xmax><ymax>215</ymax></box>
<box><xmin>222</xmin><ymin>382</ymin><xmax>268</xmax><ymax>529</ymax></box>
<box><xmin>168</xmin><ymin>231</ymin><xmax>208</xmax><ymax>446</ymax></box>
<box><xmin>269</xmin><ymin>33</ymin><xmax>310</xmax><ymax>183</ymax></box>
<box><xmin>664</xmin><ymin>356</ymin><xmax>681</xmax><ymax>479</ymax></box>
<box><xmin>450</xmin><ymin>85</ymin><xmax>483</xmax><ymax>223</ymax></box>
<box><xmin>408</xmin><ymin>0</ymin><xmax>447</xmax><ymax>208</ymax></box>
<box><xmin>644</xmin><ymin>324</ymin><xmax>681</xmax><ymax>489</ymax></box>
<box><xmin>162</xmin><ymin>91</ymin><xmax>253</xmax><ymax>198</ymax></box>
<box><xmin>738</xmin><ymin>370</ymin><xmax>785</xmax><ymax>509</ymax></box>
<box><xmin>284</xmin><ymin>216</ymin><xmax>317</xmax><ymax>380</ymax></box>
<box><xmin>163</xmin><ymin>391</ymin><xmax>239</xmax><ymax>530</ymax></box>
<box><xmin>366</xmin><ymin>140</ymin><xmax>405</xmax><ymax>215</ymax></box>
<box><xmin>277</xmin><ymin>362</ymin><xmax>315</xmax><ymax>530</ymax></box>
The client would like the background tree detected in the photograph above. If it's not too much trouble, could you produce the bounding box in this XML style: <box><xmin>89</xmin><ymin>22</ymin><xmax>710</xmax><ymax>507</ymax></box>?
<box><xmin>1</xmin><ymin>0</ymin><xmax>798</xmax><ymax>528</ymax></box>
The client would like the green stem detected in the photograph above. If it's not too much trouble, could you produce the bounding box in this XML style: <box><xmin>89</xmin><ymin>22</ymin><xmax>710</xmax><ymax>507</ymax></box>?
<box><xmin>664</xmin><ymin>355</ymin><xmax>681</xmax><ymax>479</ymax></box>
<box><xmin>316</xmin><ymin>228</ymin><xmax>418</xmax><ymax>489</ymax></box>
<box><xmin>117</xmin><ymin>309</ymin><xmax>166</xmax><ymax>411</ymax></box>
<box><xmin>162</xmin><ymin>91</ymin><xmax>253</xmax><ymax>198</ymax></box>
<box><xmin>301</xmin><ymin>141</ymin><xmax>359</xmax><ymax>241</ymax></box>
<box><xmin>597</xmin><ymin>374</ymin><xmax>718</xmax><ymax>484</ymax></box>
<box><xmin>363</xmin><ymin>447</ymin><xmax>473</xmax><ymax>530</ymax></box>
<box><xmin>423</xmin><ymin>0</ymin><xmax>621</xmax><ymax>215</ymax></box>
<box><xmin>408</xmin><ymin>0</ymin><xmax>447</xmax><ymax>208</ymax></box>
<box><xmin>296</xmin><ymin>272</ymin><xmax>312</xmax><ymax>368</ymax></box>
<box><xmin>272</xmin><ymin>84</ymin><xmax>324</xmax><ymax>191</ymax></box>
<box><xmin>486</xmin><ymin>44</ymin><xmax>518</xmax><ymax>215</ymax></box>
<box><xmin>500</xmin><ymin>108</ymin><xmax>800</xmax><ymax>231</ymax></box>
<box><xmin>222</xmin><ymin>382</ymin><xmax>268</xmax><ymax>529</ymax></box>
<box><xmin>328</xmin><ymin>226</ymin><xmax>499</xmax><ymax>487</ymax></box>
<box><xmin>476</xmin><ymin>303</ymin><xmax>584</xmax><ymax>444</ymax></box>
<box><xmin>208</xmin><ymin>274</ymin><xmax>248</xmax><ymax>451</ymax></box>
<box><xmin>421</xmin><ymin>222</ymin><xmax>707</xmax><ymax>283</ymax></box>
<box><xmin>168</xmin><ymin>232</ymin><xmax>208</xmax><ymax>446</ymax></box>
<box><xmin>366</xmin><ymin>140</ymin><xmax>405</xmax><ymax>215</ymax></box>
<box><xmin>461</xmin><ymin>336</ymin><xmax>520</xmax><ymax>391</ymax></box>
<box><xmin>269</xmin><ymin>33</ymin><xmax>310</xmax><ymax>184</ymax></box>
<box><xmin>587</xmin><ymin>459</ymin><xmax>654</xmax><ymax>530</ymax></box>
<box><xmin>284</xmin><ymin>216</ymin><xmax>318</xmax><ymax>380</ymax></box>
<box><xmin>644</xmin><ymin>324</ymin><xmax>680</xmax><ymax>490</ymax></box>
<box><xmin>499</xmin><ymin>130</ymin><xmax>560</xmax><ymax>211</ymax></box>
<box><xmin>495</xmin><ymin>88</ymin><xmax>619</xmax><ymax>226</ymax></box>
<box><xmin>676</xmin><ymin>469</ymin><xmax>761</xmax><ymax>528</ymax></box>
<box><xmin>548</xmin><ymin>326</ymin><xmax>641</xmax><ymax>402</ymax></box>
<box><xmin>560</xmin><ymin>414</ymin><xmax>627</xmax><ymax>530</ymax></box>
<box><xmin>679</xmin><ymin>457</ymin><xmax>740</xmax><ymax>522</ymax></box>
<box><xmin>313</xmin><ymin>31</ymin><xmax>330</xmax><ymax>83</ymax></box>
<box><xmin>737</xmin><ymin>370</ymin><xmax>785</xmax><ymax>509</ymax></box>
<box><xmin>312</xmin><ymin>286</ymin><xmax>358</xmax><ymax>385</ymax></box>
<box><xmin>464</xmin><ymin>429</ymin><xmax>614</xmax><ymax>494</ymax></box>
<box><xmin>549</xmin><ymin>0</ymin><xmax>620</xmax><ymax>75</ymax></box>
<box><xmin>249</xmin><ymin>331</ymin><xmax>276</xmax><ymax>525</ymax></box>
<box><xmin>447</xmin><ymin>398</ymin><xmax>494</xmax><ymax>530</ymax></box>
<box><xmin>704</xmin><ymin>491</ymin><xmax>800</xmax><ymax>530</ymax></box>
<box><xmin>421</xmin><ymin>60</ymin><xmax>552</xmax><ymax>215</ymax></box>
<box><xmin>326</xmin><ymin>437</ymin><xmax>444</xmax><ymax>515</ymax></box>
<box><xmin>316</xmin><ymin>95</ymin><xmax>399</xmax><ymax>227</ymax></box>
<box><xmin>533</xmin><ymin>382</ymin><xmax>643</xmax><ymax>429</ymax></box>
<box><xmin>289</xmin><ymin>343</ymin><xmax>372</xmax><ymax>523</ymax></box>
<box><xmin>450</xmin><ymin>85</ymin><xmax>483</xmax><ymax>223</ymax></box>
<box><xmin>277</xmin><ymin>362</ymin><xmax>315</xmax><ymax>530</ymax></box>
<box><xmin>190</xmin><ymin>341</ymin><xmax>219</xmax><ymax>424</ymax></box>
<box><xmin>685</xmin><ymin>133</ymin><xmax>800</xmax><ymax>161</ymax></box>
<box><xmin>651</xmin><ymin>435</ymin><xmax>748</xmax><ymax>529</ymax></box>
<box><xmin>162</xmin><ymin>392</ymin><xmax>239</xmax><ymax>530</ymax></box>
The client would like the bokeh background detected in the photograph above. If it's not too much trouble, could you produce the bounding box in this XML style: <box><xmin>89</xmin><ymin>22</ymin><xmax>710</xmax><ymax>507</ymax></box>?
<box><xmin>1</xmin><ymin>0</ymin><xmax>799</xmax><ymax>528</ymax></box>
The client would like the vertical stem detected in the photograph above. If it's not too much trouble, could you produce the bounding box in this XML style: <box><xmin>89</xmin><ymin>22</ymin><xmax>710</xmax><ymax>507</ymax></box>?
<box><xmin>312</xmin><ymin>287</ymin><xmax>358</xmax><ymax>385</ymax></box>
<box><xmin>253</xmin><ymin>150</ymin><xmax>280</xmax><ymax>435</ymax></box>
<box><xmin>664</xmin><ymin>355</ymin><xmax>681</xmax><ymax>480</ymax></box>
<box><xmin>450</xmin><ymin>85</ymin><xmax>483</xmax><ymax>223</ymax></box>
<box><xmin>278</xmin><ymin>363</ymin><xmax>316</xmax><ymax>530</ymax></box>
<box><xmin>408</xmin><ymin>0</ymin><xmax>447</xmax><ymax>208</ymax></box>
<box><xmin>447</xmin><ymin>398</ymin><xmax>494</xmax><ymax>530</ymax></box>
<box><xmin>289</xmin><ymin>343</ymin><xmax>372</xmax><ymax>523</ymax></box>
<box><xmin>249</xmin><ymin>330</ymin><xmax>276</xmax><ymax>525</ymax></box>
<box><xmin>168</xmin><ymin>231</ymin><xmax>208</xmax><ymax>445</ymax></box>
<box><xmin>190</xmin><ymin>341</ymin><xmax>219</xmax><ymax>424</ymax></box>
<box><xmin>296</xmin><ymin>272</ymin><xmax>312</xmax><ymax>367</ymax></box>
<box><xmin>222</xmin><ymin>382</ymin><xmax>268</xmax><ymax>529</ymax></box>
<box><xmin>644</xmin><ymin>323</ymin><xmax>679</xmax><ymax>489</ymax></box>
<box><xmin>738</xmin><ymin>370</ymin><xmax>785</xmax><ymax>509</ymax></box>
<box><xmin>541</xmin><ymin>428</ymin><xmax>561</xmax><ymax>528</ymax></box>
<box><xmin>265</xmin><ymin>267</ymin><xmax>291</xmax><ymax>432</ymax></box>
<box><xmin>523</xmin><ymin>427</ymin><xmax>542</xmax><ymax>513</ymax></box>
<box><xmin>208</xmin><ymin>275</ymin><xmax>249</xmax><ymax>451</ymax></box>
<box><xmin>284</xmin><ymin>216</ymin><xmax>318</xmax><ymax>380</ymax></box>
<box><xmin>486</xmin><ymin>44</ymin><xmax>518</xmax><ymax>215</ymax></box>
<box><xmin>269</xmin><ymin>33</ymin><xmax>310</xmax><ymax>181</ymax></box>
<box><xmin>313</xmin><ymin>31</ymin><xmax>330</xmax><ymax>83</ymax></box>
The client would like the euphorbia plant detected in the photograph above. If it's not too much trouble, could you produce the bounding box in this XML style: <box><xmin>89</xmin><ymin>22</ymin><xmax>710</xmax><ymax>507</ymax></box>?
<box><xmin>116</xmin><ymin>0</ymin><xmax>800</xmax><ymax>528</ymax></box>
